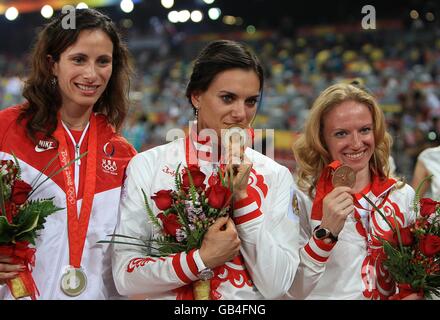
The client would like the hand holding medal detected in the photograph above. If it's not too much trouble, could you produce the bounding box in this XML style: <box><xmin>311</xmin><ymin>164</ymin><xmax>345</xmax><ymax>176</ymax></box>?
<box><xmin>319</xmin><ymin>164</ymin><xmax>356</xmax><ymax>238</ymax></box>
<box><xmin>222</xmin><ymin>124</ymin><xmax>252</xmax><ymax>201</ymax></box>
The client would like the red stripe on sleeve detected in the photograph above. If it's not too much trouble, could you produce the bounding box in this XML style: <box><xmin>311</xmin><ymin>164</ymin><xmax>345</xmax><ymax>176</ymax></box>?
<box><xmin>304</xmin><ymin>243</ymin><xmax>328</xmax><ymax>263</ymax></box>
<box><xmin>313</xmin><ymin>237</ymin><xmax>337</xmax><ymax>251</ymax></box>
<box><xmin>234</xmin><ymin>195</ymin><xmax>257</xmax><ymax>209</ymax></box>
<box><xmin>172</xmin><ymin>252</ymin><xmax>192</xmax><ymax>284</ymax></box>
<box><xmin>233</xmin><ymin>209</ymin><xmax>262</xmax><ymax>225</ymax></box>
<box><xmin>186</xmin><ymin>249</ymin><xmax>198</xmax><ymax>278</ymax></box>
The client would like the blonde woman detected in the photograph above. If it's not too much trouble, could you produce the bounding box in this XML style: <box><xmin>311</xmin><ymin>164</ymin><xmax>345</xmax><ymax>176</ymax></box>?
<box><xmin>289</xmin><ymin>82</ymin><xmax>418</xmax><ymax>299</ymax></box>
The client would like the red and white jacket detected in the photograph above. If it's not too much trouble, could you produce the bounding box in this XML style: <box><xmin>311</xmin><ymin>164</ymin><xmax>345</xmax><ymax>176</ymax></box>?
<box><xmin>0</xmin><ymin>106</ymin><xmax>136</xmax><ymax>299</ymax></box>
<box><xmin>288</xmin><ymin>176</ymin><xmax>416</xmax><ymax>299</ymax></box>
<box><xmin>112</xmin><ymin>134</ymin><xmax>300</xmax><ymax>299</ymax></box>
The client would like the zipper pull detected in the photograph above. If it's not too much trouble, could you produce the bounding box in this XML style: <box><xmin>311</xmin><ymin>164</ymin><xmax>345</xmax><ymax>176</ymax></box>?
<box><xmin>76</xmin><ymin>144</ymin><xmax>81</xmax><ymax>165</ymax></box>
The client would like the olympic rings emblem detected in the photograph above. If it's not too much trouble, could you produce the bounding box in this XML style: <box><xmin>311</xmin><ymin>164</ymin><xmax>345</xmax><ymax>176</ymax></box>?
<box><xmin>101</xmin><ymin>159</ymin><xmax>118</xmax><ymax>173</ymax></box>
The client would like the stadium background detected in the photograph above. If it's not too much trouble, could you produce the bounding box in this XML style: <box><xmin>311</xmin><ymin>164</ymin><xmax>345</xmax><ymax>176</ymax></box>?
<box><xmin>1</xmin><ymin>0</ymin><xmax>439</xmax><ymax>181</ymax></box>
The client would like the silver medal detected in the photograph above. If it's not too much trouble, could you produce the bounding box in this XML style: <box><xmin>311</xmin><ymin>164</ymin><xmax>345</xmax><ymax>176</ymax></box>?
<box><xmin>60</xmin><ymin>266</ymin><xmax>87</xmax><ymax>297</ymax></box>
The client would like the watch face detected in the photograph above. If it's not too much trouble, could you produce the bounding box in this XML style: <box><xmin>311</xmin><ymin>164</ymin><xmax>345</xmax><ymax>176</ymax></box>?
<box><xmin>315</xmin><ymin>228</ymin><xmax>328</xmax><ymax>239</ymax></box>
<box><xmin>199</xmin><ymin>268</ymin><xmax>214</xmax><ymax>281</ymax></box>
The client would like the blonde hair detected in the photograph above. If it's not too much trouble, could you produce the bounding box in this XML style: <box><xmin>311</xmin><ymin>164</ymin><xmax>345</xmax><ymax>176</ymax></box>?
<box><xmin>293</xmin><ymin>82</ymin><xmax>392</xmax><ymax>197</ymax></box>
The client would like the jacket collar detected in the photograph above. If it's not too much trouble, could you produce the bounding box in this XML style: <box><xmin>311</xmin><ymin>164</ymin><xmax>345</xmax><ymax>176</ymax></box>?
<box><xmin>187</xmin><ymin>121</ymin><xmax>255</xmax><ymax>167</ymax></box>
<box><xmin>370</xmin><ymin>174</ymin><xmax>396</xmax><ymax>199</ymax></box>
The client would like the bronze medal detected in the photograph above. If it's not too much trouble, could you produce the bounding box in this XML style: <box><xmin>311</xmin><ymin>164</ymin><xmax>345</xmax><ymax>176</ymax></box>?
<box><xmin>332</xmin><ymin>165</ymin><xmax>356</xmax><ymax>188</ymax></box>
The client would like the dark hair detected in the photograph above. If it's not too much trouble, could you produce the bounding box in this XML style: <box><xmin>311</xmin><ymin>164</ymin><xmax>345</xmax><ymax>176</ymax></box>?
<box><xmin>20</xmin><ymin>8</ymin><xmax>133</xmax><ymax>141</ymax></box>
<box><xmin>185</xmin><ymin>40</ymin><xmax>264</xmax><ymax>113</ymax></box>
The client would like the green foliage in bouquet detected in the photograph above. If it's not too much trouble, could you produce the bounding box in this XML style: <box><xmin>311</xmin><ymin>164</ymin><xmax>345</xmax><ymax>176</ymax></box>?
<box><xmin>100</xmin><ymin>163</ymin><xmax>237</xmax><ymax>257</ymax></box>
<box><xmin>0</xmin><ymin>155</ymin><xmax>78</xmax><ymax>245</ymax></box>
<box><xmin>0</xmin><ymin>199</ymin><xmax>61</xmax><ymax>245</ymax></box>
<box><xmin>367</xmin><ymin>176</ymin><xmax>440</xmax><ymax>298</ymax></box>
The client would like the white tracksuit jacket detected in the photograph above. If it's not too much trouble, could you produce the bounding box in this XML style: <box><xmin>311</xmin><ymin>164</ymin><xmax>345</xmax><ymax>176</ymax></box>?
<box><xmin>0</xmin><ymin>106</ymin><xmax>136</xmax><ymax>299</ymax></box>
<box><xmin>112</xmin><ymin>136</ymin><xmax>301</xmax><ymax>299</ymax></box>
<box><xmin>288</xmin><ymin>177</ymin><xmax>415</xmax><ymax>300</ymax></box>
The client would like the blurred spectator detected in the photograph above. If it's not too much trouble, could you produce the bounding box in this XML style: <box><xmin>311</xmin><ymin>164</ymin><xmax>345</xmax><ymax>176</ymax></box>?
<box><xmin>412</xmin><ymin>146</ymin><xmax>440</xmax><ymax>198</ymax></box>
<box><xmin>122</xmin><ymin>111</ymin><xmax>149</xmax><ymax>152</ymax></box>
<box><xmin>2</xmin><ymin>18</ymin><xmax>440</xmax><ymax>178</ymax></box>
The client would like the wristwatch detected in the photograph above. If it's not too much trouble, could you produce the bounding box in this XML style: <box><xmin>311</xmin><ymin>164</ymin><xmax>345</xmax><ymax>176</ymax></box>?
<box><xmin>198</xmin><ymin>267</ymin><xmax>214</xmax><ymax>281</ymax></box>
<box><xmin>313</xmin><ymin>225</ymin><xmax>338</xmax><ymax>242</ymax></box>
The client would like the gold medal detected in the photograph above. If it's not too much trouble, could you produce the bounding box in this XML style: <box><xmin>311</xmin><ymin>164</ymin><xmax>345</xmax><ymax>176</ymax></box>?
<box><xmin>222</xmin><ymin>124</ymin><xmax>249</xmax><ymax>147</ymax></box>
<box><xmin>332</xmin><ymin>165</ymin><xmax>356</xmax><ymax>188</ymax></box>
<box><xmin>222</xmin><ymin>124</ymin><xmax>249</xmax><ymax>166</ymax></box>
<box><xmin>60</xmin><ymin>266</ymin><xmax>87</xmax><ymax>297</ymax></box>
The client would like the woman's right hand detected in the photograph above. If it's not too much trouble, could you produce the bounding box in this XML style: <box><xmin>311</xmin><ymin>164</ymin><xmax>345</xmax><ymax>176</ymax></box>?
<box><xmin>0</xmin><ymin>255</ymin><xmax>24</xmax><ymax>285</ymax></box>
<box><xmin>199</xmin><ymin>216</ymin><xmax>241</xmax><ymax>269</ymax></box>
<box><xmin>320</xmin><ymin>186</ymin><xmax>354</xmax><ymax>236</ymax></box>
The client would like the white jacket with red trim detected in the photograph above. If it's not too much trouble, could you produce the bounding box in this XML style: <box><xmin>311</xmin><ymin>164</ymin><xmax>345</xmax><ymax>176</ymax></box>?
<box><xmin>288</xmin><ymin>177</ymin><xmax>416</xmax><ymax>300</ymax></box>
<box><xmin>0</xmin><ymin>106</ymin><xmax>136</xmax><ymax>300</ymax></box>
<box><xmin>111</xmin><ymin>136</ymin><xmax>300</xmax><ymax>300</ymax></box>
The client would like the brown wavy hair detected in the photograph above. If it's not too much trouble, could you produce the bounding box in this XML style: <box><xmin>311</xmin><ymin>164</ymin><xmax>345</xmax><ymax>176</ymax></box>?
<box><xmin>292</xmin><ymin>82</ymin><xmax>392</xmax><ymax>197</ymax></box>
<box><xmin>19</xmin><ymin>8</ymin><xmax>133</xmax><ymax>141</ymax></box>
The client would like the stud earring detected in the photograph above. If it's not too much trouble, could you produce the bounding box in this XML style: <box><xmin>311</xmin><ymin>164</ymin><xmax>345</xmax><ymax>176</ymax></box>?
<box><xmin>51</xmin><ymin>77</ymin><xmax>57</xmax><ymax>88</ymax></box>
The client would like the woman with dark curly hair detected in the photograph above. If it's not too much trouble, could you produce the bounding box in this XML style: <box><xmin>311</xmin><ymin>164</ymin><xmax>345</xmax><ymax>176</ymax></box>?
<box><xmin>0</xmin><ymin>8</ymin><xmax>136</xmax><ymax>299</ymax></box>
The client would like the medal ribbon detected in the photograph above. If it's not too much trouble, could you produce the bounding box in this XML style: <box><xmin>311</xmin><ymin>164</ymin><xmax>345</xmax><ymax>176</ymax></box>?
<box><xmin>311</xmin><ymin>160</ymin><xmax>342</xmax><ymax>220</ymax></box>
<box><xmin>355</xmin><ymin>185</ymin><xmax>394</xmax><ymax>299</ymax></box>
<box><xmin>53</xmin><ymin>113</ymin><xmax>97</xmax><ymax>268</ymax></box>
<box><xmin>186</xmin><ymin>123</ymin><xmax>254</xmax><ymax>167</ymax></box>
<box><xmin>185</xmin><ymin>135</ymin><xmax>225</xmax><ymax>186</ymax></box>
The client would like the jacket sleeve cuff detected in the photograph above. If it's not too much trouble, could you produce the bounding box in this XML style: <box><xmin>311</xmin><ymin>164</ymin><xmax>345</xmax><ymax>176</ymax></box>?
<box><xmin>171</xmin><ymin>249</ymin><xmax>199</xmax><ymax>284</ymax></box>
<box><xmin>233</xmin><ymin>194</ymin><xmax>262</xmax><ymax>225</ymax></box>
<box><xmin>193</xmin><ymin>249</ymin><xmax>206</xmax><ymax>273</ymax></box>
<box><xmin>303</xmin><ymin>235</ymin><xmax>336</xmax><ymax>263</ymax></box>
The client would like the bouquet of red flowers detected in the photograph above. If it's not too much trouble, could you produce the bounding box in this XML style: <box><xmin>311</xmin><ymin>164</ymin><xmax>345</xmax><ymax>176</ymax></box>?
<box><xmin>101</xmin><ymin>164</ymin><xmax>235</xmax><ymax>299</ymax></box>
<box><xmin>147</xmin><ymin>165</ymin><xmax>232</xmax><ymax>253</ymax></box>
<box><xmin>0</xmin><ymin>158</ymin><xmax>62</xmax><ymax>299</ymax></box>
<box><xmin>373</xmin><ymin>178</ymin><xmax>440</xmax><ymax>299</ymax></box>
